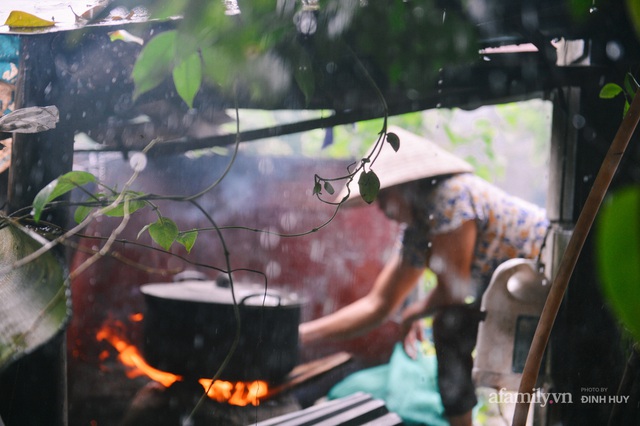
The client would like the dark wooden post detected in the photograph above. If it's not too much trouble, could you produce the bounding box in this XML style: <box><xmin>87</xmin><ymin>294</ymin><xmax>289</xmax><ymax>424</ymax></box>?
<box><xmin>545</xmin><ymin>74</ymin><xmax>630</xmax><ymax>425</ymax></box>
<box><xmin>7</xmin><ymin>33</ymin><xmax>75</xmax><ymax>222</ymax></box>
<box><xmin>0</xmin><ymin>32</ymin><xmax>74</xmax><ymax>426</ymax></box>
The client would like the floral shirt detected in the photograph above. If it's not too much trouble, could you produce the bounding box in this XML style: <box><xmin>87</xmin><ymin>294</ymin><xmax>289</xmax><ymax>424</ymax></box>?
<box><xmin>401</xmin><ymin>173</ymin><xmax>549</xmax><ymax>295</ymax></box>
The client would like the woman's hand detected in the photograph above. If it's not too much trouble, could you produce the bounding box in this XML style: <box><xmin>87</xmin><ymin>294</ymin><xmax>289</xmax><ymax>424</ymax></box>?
<box><xmin>402</xmin><ymin>319</ymin><xmax>424</xmax><ymax>359</ymax></box>
<box><xmin>399</xmin><ymin>284</ymin><xmax>450</xmax><ymax>358</ymax></box>
<box><xmin>400</xmin><ymin>296</ymin><xmax>432</xmax><ymax>358</ymax></box>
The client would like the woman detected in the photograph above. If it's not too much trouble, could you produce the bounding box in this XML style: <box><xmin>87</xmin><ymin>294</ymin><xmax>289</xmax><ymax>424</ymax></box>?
<box><xmin>299</xmin><ymin>126</ymin><xmax>549</xmax><ymax>426</ymax></box>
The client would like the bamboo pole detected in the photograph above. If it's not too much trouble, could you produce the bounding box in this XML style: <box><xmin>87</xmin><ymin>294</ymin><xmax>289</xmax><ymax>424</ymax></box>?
<box><xmin>512</xmin><ymin>92</ymin><xmax>640</xmax><ymax>425</ymax></box>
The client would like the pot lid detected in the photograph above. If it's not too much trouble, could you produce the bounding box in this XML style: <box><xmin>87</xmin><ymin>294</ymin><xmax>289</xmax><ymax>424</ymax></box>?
<box><xmin>140</xmin><ymin>279</ymin><xmax>302</xmax><ymax>307</ymax></box>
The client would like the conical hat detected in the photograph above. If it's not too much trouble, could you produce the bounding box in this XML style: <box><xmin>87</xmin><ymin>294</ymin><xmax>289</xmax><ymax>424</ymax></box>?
<box><xmin>336</xmin><ymin>126</ymin><xmax>473</xmax><ymax>204</ymax></box>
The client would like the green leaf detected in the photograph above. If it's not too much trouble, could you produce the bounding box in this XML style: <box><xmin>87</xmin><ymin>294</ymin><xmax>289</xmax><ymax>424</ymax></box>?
<box><xmin>323</xmin><ymin>181</ymin><xmax>335</xmax><ymax>195</ymax></box>
<box><xmin>358</xmin><ymin>170</ymin><xmax>380</xmax><ymax>204</ymax></box>
<box><xmin>103</xmin><ymin>198</ymin><xmax>146</xmax><ymax>217</ymax></box>
<box><xmin>624</xmin><ymin>73</ymin><xmax>638</xmax><ymax>100</ymax></box>
<box><xmin>201</xmin><ymin>45</ymin><xmax>238</xmax><ymax>91</ymax></box>
<box><xmin>74</xmin><ymin>191</ymin><xmax>146</xmax><ymax>223</ymax></box>
<box><xmin>148</xmin><ymin>217</ymin><xmax>179</xmax><ymax>251</ymax></box>
<box><xmin>132</xmin><ymin>30</ymin><xmax>177</xmax><ymax>100</ymax></box>
<box><xmin>74</xmin><ymin>204</ymin><xmax>94</xmax><ymax>223</ymax></box>
<box><xmin>5</xmin><ymin>11</ymin><xmax>55</xmax><ymax>28</ymax></box>
<box><xmin>32</xmin><ymin>171</ymin><xmax>96</xmax><ymax>222</ymax></box>
<box><xmin>173</xmin><ymin>52</ymin><xmax>202</xmax><ymax>108</ymax></box>
<box><xmin>599</xmin><ymin>83</ymin><xmax>623</xmax><ymax>99</ymax></box>
<box><xmin>596</xmin><ymin>186</ymin><xmax>640</xmax><ymax>343</ymax></box>
<box><xmin>176</xmin><ymin>230</ymin><xmax>198</xmax><ymax>253</ymax></box>
<box><xmin>628</xmin><ymin>0</ymin><xmax>640</xmax><ymax>41</ymax></box>
<box><xmin>108</xmin><ymin>30</ymin><xmax>144</xmax><ymax>45</ymax></box>
<box><xmin>386</xmin><ymin>132</ymin><xmax>400</xmax><ymax>152</ymax></box>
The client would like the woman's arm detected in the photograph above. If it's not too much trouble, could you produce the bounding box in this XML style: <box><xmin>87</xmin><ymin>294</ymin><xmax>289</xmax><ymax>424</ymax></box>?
<box><xmin>298</xmin><ymin>251</ymin><xmax>425</xmax><ymax>344</ymax></box>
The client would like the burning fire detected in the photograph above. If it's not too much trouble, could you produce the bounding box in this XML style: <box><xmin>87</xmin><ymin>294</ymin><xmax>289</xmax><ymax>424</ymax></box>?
<box><xmin>199</xmin><ymin>378</ymin><xmax>268</xmax><ymax>406</ymax></box>
<box><xmin>96</xmin><ymin>318</ymin><xmax>268</xmax><ymax>406</ymax></box>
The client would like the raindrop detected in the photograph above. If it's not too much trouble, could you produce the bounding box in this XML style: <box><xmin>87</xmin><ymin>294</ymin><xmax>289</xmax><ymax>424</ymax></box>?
<box><xmin>572</xmin><ymin>114</ymin><xmax>586</xmax><ymax>129</ymax></box>
<box><xmin>258</xmin><ymin>158</ymin><xmax>275</xmax><ymax>175</ymax></box>
<box><xmin>294</xmin><ymin>11</ymin><xmax>317</xmax><ymax>35</ymax></box>
<box><xmin>430</xmin><ymin>255</ymin><xmax>445</xmax><ymax>274</ymax></box>
<box><xmin>260</xmin><ymin>227</ymin><xmax>280</xmax><ymax>249</ymax></box>
<box><xmin>193</xmin><ymin>334</ymin><xmax>204</xmax><ymax>348</ymax></box>
<box><xmin>266</xmin><ymin>261</ymin><xmax>282</xmax><ymax>278</ymax></box>
<box><xmin>129</xmin><ymin>152</ymin><xmax>147</xmax><ymax>172</ymax></box>
<box><xmin>280</xmin><ymin>211</ymin><xmax>299</xmax><ymax>231</ymax></box>
<box><xmin>605</xmin><ymin>41</ymin><xmax>623</xmax><ymax>61</ymax></box>
<box><xmin>310</xmin><ymin>239</ymin><xmax>326</xmax><ymax>262</ymax></box>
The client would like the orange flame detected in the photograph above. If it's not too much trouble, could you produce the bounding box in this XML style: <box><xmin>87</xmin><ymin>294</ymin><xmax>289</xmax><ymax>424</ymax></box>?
<box><xmin>199</xmin><ymin>378</ymin><xmax>268</xmax><ymax>407</ymax></box>
<box><xmin>96</xmin><ymin>322</ymin><xmax>181</xmax><ymax>388</ymax></box>
<box><xmin>96</xmin><ymin>320</ymin><xmax>268</xmax><ymax>406</ymax></box>
<box><xmin>129</xmin><ymin>312</ymin><xmax>144</xmax><ymax>322</ymax></box>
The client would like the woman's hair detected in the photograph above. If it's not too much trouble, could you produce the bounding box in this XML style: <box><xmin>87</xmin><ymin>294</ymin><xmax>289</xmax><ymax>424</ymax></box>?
<box><xmin>401</xmin><ymin>174</ymin><xmax>452</xmax><ymax>206</ymax></box>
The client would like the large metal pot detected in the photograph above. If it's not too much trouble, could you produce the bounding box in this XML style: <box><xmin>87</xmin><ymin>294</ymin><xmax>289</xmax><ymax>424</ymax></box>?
<box><xmin>139</xmin><ymin>271</ymin><xmax>303</xmax><ymax>383</ymax></box>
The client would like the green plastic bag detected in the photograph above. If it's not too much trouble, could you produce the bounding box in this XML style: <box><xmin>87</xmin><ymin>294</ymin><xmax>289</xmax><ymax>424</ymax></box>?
<box><xmin>328</xmin><ymin>343</ymin><xmax>448</xmax><ymax>426</ymax></box>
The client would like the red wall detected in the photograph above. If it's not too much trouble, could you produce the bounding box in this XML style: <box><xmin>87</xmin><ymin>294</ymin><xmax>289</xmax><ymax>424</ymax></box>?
<box><xmin>67</xmin><ymin>151</ymin><xmax>401</xmax><ymax>375</ymax></box>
